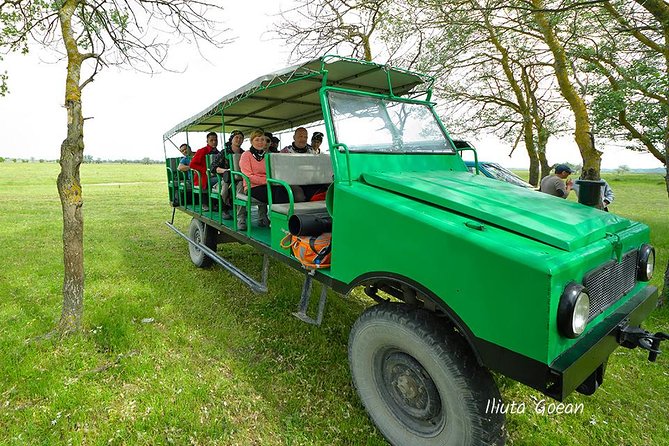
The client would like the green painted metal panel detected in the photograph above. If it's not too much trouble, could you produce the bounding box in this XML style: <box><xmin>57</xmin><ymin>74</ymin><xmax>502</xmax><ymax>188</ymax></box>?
<box><xmin>326</xmin><ymin>180</ymin><xmax>651</xmax><ymax>364</ymax></box>
<box><xmin>361</xmin><ymin>171</ymin><xmax>630</xmax><ymax>251</ymax></box>
<box><xmin>328</xmin><ymin>182</ymin><xmax>556</xmax><ymax>363</ymax></box>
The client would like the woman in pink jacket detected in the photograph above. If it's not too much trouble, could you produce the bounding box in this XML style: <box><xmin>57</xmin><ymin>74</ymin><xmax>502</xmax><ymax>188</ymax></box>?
<box><xmin>238</xmin><ymin>129</ymin><xmax>291</xmax><ymax>228</ymax></box>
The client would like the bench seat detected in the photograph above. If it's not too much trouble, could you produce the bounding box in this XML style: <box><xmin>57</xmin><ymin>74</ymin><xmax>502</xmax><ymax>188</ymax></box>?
<box><xmin>272</xmin><ymin>201</ymin><xmax>327</xmax><ymax>216</ymax></box>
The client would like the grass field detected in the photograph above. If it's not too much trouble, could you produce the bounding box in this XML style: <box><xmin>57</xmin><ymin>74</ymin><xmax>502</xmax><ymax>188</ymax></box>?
<box><xmin>0</xmin><ymin>162</ymin><xmax>667</xmax><ymax>445</ymax></box>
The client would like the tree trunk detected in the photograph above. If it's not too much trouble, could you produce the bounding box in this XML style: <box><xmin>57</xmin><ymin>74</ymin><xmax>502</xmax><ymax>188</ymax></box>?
<box><xmin>531</xmin><ymin>0</ymin><xmax>601</xmax><ymax>178</ymax></box>
<box><xmin>56</xmin><ymin>0</ymin><xmax>85</xmax><ymax>334</ymax></box>
<box><xmin>538</xmin><ymin>142</ymin><xmax>551</xmax><ymax>180</ymax></box>
<box><xmin>479</xmin><ymin>10</ymin><xmax>541</xmax><ymax>185</ymax></box>
<box><xmin>665</xmin><ymin>28</ymin><xmax>669</xmax><ymax>200</ymax></box>
<box><xmin>660</xmin><ymin>26</ymin><xmax>669</xmax><ymax>305</ymax></box>
<box><xmin>660</xmin><ymin>261</ymin><xmax>667</xmax><ymax>307</ymax></box>
<box><xmin>527</xmin><ymin>146</ymin><xmax>540</xmax><ymax>186</ymax></box>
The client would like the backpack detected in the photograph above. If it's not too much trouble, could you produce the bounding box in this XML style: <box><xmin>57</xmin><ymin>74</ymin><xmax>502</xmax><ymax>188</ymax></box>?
<box><xmin>281</xmin><ymin>232</ymin><xmax>332</xmax><ymax>269</ymax></box>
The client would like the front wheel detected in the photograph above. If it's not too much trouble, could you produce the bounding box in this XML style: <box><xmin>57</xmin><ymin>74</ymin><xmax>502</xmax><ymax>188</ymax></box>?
<box><xmin>188</xmin><ymin>218</ymin><xmax>217</xmax><ymax>268</ymax></box>
<box><xmin>348</xmin><ymin>303</ymin><xmax>505</xmax><ymax>446</ymax></box>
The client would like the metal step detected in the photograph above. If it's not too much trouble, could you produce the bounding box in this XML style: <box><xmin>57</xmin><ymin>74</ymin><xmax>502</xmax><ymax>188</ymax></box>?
<box><xmin>293</xmin><ymin>271</ymin><xmax>328</xmax><ymax>326</ymax></box>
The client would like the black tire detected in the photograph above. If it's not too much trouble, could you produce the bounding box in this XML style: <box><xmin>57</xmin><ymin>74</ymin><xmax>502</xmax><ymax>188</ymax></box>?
<box><xmin>348</xmin><ymin>303</ymin><xmax>505</xmax><ymax>446</ymax></box>
<box><xmin>188</xmin><ymin>218</ymin><xmax>217</xmax><ymax>268</ymax></box>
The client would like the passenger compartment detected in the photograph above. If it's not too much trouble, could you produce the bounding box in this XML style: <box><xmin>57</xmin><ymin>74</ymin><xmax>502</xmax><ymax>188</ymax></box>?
<box><xmin>266</xmin><ymin>153</ymin><xmax>333</xmax><ymax>253</ymax></box>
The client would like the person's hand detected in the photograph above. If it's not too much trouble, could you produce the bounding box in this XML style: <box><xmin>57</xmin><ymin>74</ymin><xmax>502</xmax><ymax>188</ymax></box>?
<box><xmin>566</xmin><ymin>179</ymin><xmax>574</xmax><ymax>188</ymax></box>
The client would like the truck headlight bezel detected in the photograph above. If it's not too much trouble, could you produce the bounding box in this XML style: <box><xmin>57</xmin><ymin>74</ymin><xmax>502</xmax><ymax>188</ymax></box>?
<box><xmin>558</xmin><ymin>282</ymin><xmax>590</xmax><ymax>338</ymax></box>
<box><xmin>637</xmin><ymin>244</ymin><xmax>655</xmax><ymax>282</ymax></box>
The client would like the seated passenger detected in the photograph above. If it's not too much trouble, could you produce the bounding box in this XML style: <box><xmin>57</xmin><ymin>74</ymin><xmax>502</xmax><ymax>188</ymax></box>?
<box><xmin>280</xmin><ymin>128</ymin><xmax>329</xmax><ymax>201</ymax></box>
<box><xmin>209</xmin><ymin>130</ymin><xmax>245</xmax><ymax>220</ymax></box>
<box><xmin>269</xmin><ymin>136</ymin><xmax>280</xmax><ymax>153</ymax></box>
<box><xmin>263</xmin><ymin>131</ymin><xmax>276</xmax><ymax>153</ymax></box>
<box><xmin>190</xmin><ymin>132</ymin><xmax>220</xmax><ymax>211</ymax></box>
<box><xmin>280</xmin><ymin>127</ymin><xmax>315</xmax><ymax>153</ymax></box>
<box><xmin>178</xmin><ymin>144</ymin><xmax>192</xmax><ymax>174</ymax></box>
<box><xmin>311</xmin><ymin>132</ymin><xmax>324</xmax><ymax>154</ymax></box>
<box><xmin>238</xmin><ymin>129</ymin><xmax>293</xmax><ymax>229</ymax></box>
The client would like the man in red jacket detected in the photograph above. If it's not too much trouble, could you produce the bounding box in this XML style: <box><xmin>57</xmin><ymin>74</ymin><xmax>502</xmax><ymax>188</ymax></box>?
<box><xmin>189</xmin><ymin>132</ymin><xmax>219</xmax><ymax>211</ymax></box>
<box><xmin>190</xmin><ymin>132</ymin><xmax>219</xmax><ymax>188</ymax></box>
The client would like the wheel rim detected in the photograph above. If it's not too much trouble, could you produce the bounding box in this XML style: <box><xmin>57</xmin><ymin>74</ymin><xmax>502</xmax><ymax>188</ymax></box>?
<box><xmin>193</xmin><ymin>226</ymin><xmax>202</xmax><ymax>253</ymax></box>
<box><xmin>376</xmin><ymin>349</ymin><xmax>445</xmax><ymax>437</ymax></box>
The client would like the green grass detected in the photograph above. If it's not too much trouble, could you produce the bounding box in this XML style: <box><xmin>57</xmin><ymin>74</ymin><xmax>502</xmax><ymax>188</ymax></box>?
<box><xmin>0</xmin><ymin>163</ymin><xmax>667</xmax><ymax>445</ymax></box>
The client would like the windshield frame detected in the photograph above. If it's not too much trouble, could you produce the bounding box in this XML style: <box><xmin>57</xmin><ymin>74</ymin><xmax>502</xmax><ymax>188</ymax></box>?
<box><xmin>324</xmin><ymin>88</ymin><xmax>456</xmax><ymax>155</ymax></box>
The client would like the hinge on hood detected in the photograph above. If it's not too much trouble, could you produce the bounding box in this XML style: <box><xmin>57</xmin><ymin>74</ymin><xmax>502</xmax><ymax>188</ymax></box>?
<box><xmin>605</xmin><ymin>232</ymin><xmax>623</xmax><ymax>262</ymax></box>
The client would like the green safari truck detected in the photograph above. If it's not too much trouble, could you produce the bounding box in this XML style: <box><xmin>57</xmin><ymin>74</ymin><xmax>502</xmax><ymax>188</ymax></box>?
<box><xmin>163</xmin><ymin>55</ymin><xmax>666</xmax><ymax>446</ymax></box>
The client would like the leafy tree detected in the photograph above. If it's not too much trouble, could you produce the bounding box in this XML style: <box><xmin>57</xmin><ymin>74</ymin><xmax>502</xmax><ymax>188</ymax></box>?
<box><xmin>0</xmin><ymin>0</ymin><xmax>230</xmax><ymax>335</ymax></box>
<box><xmin>413</xmin><ymin>0</ymin><xmax>565</xmax><ymax>184</ymax></box>
<box><xmin>276</xmin><ymin>0</ymin><xmax>390</xmax><ymax>61</ymax></box>
<box><xmin>274</xmin><ymin>0</ymin><xmax>582</xmax><ymax>184</ymax></box>
<box><xmin>616</xmin><ymin>165</ymin><xmax>630</xmax><ymax>175</ymax></box>
<box><xmin>567</xmin><ymin>0</ymin><xmax>668</xmax><ymax>298</ymax></box>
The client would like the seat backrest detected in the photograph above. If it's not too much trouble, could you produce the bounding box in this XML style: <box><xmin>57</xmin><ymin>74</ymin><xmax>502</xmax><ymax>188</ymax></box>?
<box><xmin>269</xmin><ymin>153</ymin><xmax>333</xmax><ymax>185</ymax></box>
<box><xmin>167</xmin><ymin>157</ymin><xmax>179</xmax><ymax>170</ymax></box>
<box><xmin>231</xmin><ymin>153</ymin><xmax>242</xmax><ymax>172</ymax></box>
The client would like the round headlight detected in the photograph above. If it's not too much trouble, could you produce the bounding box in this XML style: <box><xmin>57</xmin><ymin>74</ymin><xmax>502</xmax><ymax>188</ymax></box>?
<box><xmin>637</xmin><ymin>244</ymin><xmax>655</xmax><ymax>282</ymax></box>
<box><xmin>558</xmin><ymin>282</ymin><xmax>590</xmax><ymax>338</ymax></box>
<box><xmin>572</xmin><ymin>292</ymin><xmax>590</xmax><ymax>335</ymax></box>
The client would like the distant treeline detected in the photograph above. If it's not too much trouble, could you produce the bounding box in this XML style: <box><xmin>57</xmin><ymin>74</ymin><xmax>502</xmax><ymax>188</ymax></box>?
<box><xmin>0</xmin><ymin>156</ymin><xmax>163</xmax><ymax>164</ymax></box>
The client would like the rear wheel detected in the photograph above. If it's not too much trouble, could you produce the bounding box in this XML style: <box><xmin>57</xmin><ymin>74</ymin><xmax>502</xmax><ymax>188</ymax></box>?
<box><xmin>348</xmin><ymin>303</ymin><xmax>505</xmax><ymax>446</ymax></box>
<box><xmin>188</xmin><ymin>218</ymin><xmax>217</xmax><ymax>268</ymax></box>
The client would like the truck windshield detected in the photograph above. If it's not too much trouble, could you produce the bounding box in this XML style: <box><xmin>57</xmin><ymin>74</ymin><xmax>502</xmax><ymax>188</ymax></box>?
<box><xmin>483</xmin><ymin>163</ymin><xmax>534</xmax><ymax>188</ymax></box>
<box><xmin>328</xmin><ymin>91</ymin><xmax>454</xmax><ymax>154</ymax></box>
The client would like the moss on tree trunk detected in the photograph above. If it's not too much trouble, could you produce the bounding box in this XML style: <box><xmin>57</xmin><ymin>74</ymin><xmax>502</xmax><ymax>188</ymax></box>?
<box><xmin>56</xmin><ymin>0</ymin><xmax>85</xmax><ymax>334</ymax></box>
<box><xmin>531</xmin><ymin>0</ymin><xmax>601</xmax><ymax>178</ymax></box>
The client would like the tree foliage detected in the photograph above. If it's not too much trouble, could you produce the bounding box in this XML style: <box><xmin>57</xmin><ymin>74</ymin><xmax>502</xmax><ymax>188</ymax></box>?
<box><xmin>570</xmin><ymin>0</ymin><xmax>667</xmax><ymax>165</ymax></box>
<box><xmin>276</xmin><ymin>0</ymin><xmax>392</xmax><ymax>62</ymax></box>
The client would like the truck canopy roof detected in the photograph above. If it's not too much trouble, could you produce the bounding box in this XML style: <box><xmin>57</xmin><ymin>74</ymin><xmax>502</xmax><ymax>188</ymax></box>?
<box><xmin>163</xmin><ymin>55</ymin><xmax>434</xmax><ymax>140</ymax></box>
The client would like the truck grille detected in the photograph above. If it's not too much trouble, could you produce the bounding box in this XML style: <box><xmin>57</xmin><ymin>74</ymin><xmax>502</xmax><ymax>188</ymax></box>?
<box><xmin>583</xmin><ymin>249</ymin><xmax>638</xmax><ymax>321</ymax></box>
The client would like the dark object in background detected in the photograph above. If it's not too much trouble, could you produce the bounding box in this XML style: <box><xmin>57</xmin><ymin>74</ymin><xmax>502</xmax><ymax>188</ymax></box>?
<box><xmin>575</xmin><ymin>179</ymin><xmax>605</xmax><ymax>207</ymax></box>
<box><xmin>289</xmin><ymin>212</ymin><xmax>332</xmax><ymax>236</ymax></box>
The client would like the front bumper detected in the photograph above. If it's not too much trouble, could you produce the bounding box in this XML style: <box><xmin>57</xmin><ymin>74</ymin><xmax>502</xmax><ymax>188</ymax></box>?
<box><xmin>547</xmin><ymin>285</ymin><xmax>659</xmax><ymax>401</ymax></box>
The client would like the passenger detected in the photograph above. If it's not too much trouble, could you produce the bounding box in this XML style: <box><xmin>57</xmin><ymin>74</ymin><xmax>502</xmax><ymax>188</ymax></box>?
<box><xmin>209</xmin><ymin>130</ymin><xmax>245</xmax><ymax>220</ymax></box>
<box><xmin>177</xmin><ymin>144</ymin><xmax>192</xmax><ymax>173</ymax></box>
<box><xmin>190</xmin><ymin>132</ymin><xmax>220</xmax><ymax>211</ymax></box>
<box><xmin>263</xmin><ymin>131</ymin><xmax>274</xmax><ymax>153</ymax></box>
<box><xmin>281</xmin><ymin>127</ymin><xmax>315</xmax><ymax>153</ymax></box>
<box><xmin>539</xmin><ymin>164</ymin><xmax>574</xmax><ymax>199</ymax></box>
<box><xmin>311</xmin><ymin>132</ymin><xmax>324</xmax><ymax>154</ymax></box>
<box><xmin>238</xmin><ymin>129</ymin><xmax>293</xmax><ymax>230</ymax></box>
<box><xmin>269</xmin><ymin>136</ymin><xmax>280</xmax><ymax>153</ymax></box>
<box><xmin>280</xmin><ymin>128</ymin><xmax>328</xmax><ymax>200</ymax></box>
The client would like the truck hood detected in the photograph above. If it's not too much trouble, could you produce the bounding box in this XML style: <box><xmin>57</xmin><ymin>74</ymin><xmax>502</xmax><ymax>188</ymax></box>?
<box><xmin>361</xmin><ymin>170</ymin><xmax>630</xmax><ymax>252</ymax></box>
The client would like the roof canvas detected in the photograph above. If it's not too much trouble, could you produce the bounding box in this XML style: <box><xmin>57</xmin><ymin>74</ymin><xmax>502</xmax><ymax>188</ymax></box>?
<box><xmin>163</xmin><ymin>55</ymin><xmax>433</xmax><ymax>140</ymax></box>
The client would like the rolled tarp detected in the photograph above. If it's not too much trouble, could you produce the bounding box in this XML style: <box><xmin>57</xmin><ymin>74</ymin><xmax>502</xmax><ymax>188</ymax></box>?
<box><xmin>288</xmin><ymin>212</ymin><xmax>332</xmax><ymax>236</ymax></box>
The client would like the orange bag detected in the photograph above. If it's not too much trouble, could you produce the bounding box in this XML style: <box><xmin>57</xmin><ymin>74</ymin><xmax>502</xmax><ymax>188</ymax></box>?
<box><xmin>280</xmin><ymin>232</ymin><xmax>331</xmax><ymax>269</ymax></box>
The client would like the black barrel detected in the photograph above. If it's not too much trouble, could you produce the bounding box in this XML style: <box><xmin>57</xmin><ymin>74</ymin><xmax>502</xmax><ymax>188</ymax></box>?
<box><xmin>575</xmin><ymin>179</ymin><xmax>605</xmax><ymax>207</ymax></box>
<box><xmin>289</xmin><ymin>212</ymin><xmax>332</xmax><ymax>236</ymax></box>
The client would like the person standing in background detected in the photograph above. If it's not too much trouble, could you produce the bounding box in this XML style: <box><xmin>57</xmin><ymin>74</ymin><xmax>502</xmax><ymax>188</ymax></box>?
<box><xmin>540</xmin><ymin>164</ymin><xmax>574</xmax><ymax>198</ymax></box>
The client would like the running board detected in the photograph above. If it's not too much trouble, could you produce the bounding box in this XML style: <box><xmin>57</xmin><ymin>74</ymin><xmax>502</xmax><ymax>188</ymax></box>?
<box><xmin>166</xmin><ymin>221</ymin><xmax>269</xmax><ymax>293</ymax></box>
<box><xmin>293</xmin><ymin>271</ymin><xmax>328</xmax><ymax>326</ymax></box>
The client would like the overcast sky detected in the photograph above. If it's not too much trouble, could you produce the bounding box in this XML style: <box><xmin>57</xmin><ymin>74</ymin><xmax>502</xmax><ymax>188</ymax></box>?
<box><xmin>0</xmin><ymin>1</ymin><xmax>663</xmax><ymax>169</ymax></box>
